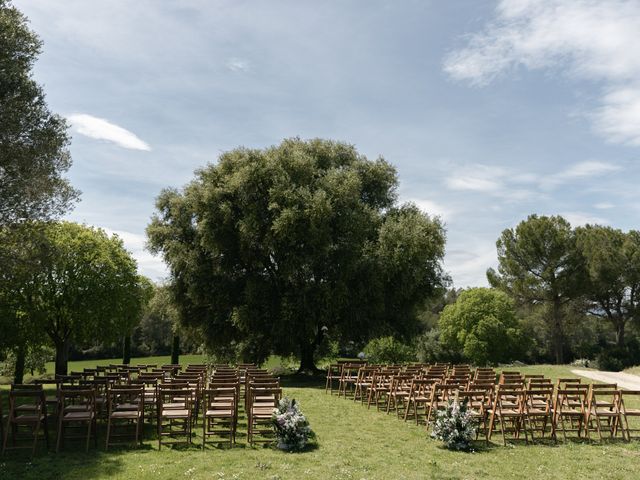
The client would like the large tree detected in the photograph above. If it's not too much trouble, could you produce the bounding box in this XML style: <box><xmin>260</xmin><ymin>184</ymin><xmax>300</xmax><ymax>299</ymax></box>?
<box><xmin>0</xmin><ymin>1</ymin><xmax>78</xmax><ymax>226</ymax></box>
<box><xmin>0</xmin><ymin>222</ymin><xmax>144</xmax><ymax>375</ymax></box>
<box><xmin>439</xmin><ymin>288</ymin><xmax>523</xmax><ymax>366</ymax></box>
<box><xmin>148</xmin><ymin>138</ymin><xmax>446</xmax><ymax>372</ymax></box>
<box><xmin>0</xmin><ymin>222</ymin><xmax>48</xmax><ymax>383</ymax></box>
<box><xmin>487</xmin><ymin>215</ymin><xmax>583</xmax><ymax>364</ymax></box>
<box><xmin>576</xmin><ymin>225</ymin><xmax>640</xmax><ymax>348</ymax></box>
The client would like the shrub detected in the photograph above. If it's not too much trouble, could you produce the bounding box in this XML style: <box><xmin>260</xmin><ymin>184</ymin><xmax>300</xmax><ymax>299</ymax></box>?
<box><xmin>363</xmin><ymin>336</ymin><xmax>415</xmax><ymax>364</ymax></box>
<box><xmin>271</xmin><ymin>397</ymin><xmax>315</xmax><ymax>451</ymax></box>
<box><xmin>430</xmin><ymin>398</ymin><xmax>477</xmax><ymax>451</ymax></box>
<box><xmin>439</xmin><ymin>288</ymin><xmax>523</xmax><ymax>365</ymax></box>
<box><xmin>415</xmin><ymin>329</ymin><xmax>463</xmax><ymax>364</ymax></box>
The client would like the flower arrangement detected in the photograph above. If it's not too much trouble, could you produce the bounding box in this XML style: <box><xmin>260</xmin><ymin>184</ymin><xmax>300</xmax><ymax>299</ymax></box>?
<box><xmin>271</xmin><ymin>397</ymin><xmax>315</xmax><ymax>451</ymax></box>
<box><xmin>430</xmin><ymin>397</ymin><xmax>477</xmax><ymax>451</ymax></box>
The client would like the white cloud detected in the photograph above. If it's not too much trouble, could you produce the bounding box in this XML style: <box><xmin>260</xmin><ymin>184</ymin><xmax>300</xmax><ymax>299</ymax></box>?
<box><xmin>226</xmin><ymin>58</ymin><xmax>250</xmax><ymax>73</ymax></box>
<box><xmin>594</xmin><ymin>202</ymin><xmax>615</xmax><ymax>209</ymax></box>
<box><xmin>409</xmin><ymin>199</ymin><xmax>454</xmax><ymax>221</ymax></box>
<box><xmin>444</xmin><ymin>243</ymin><xmax>496</xmax><ymax>288</ymax></box>
<box><xmin>102</xmin><ymin>227</ymin><xmax>168</xmax><ymax>281</ymax></box>
<box><xmin>444</xmin><ymin>0</ymin><xmax>640</xmax><ymax>146</ymax></box>
<box><xmin>444</xmin><ymin>164</ymin><xmax>537</xmax><ymax>201</ymax></box>
<box><xmin>445</xmin><ymin>164</ymin><xmax>504</xmax><ymax>193</ymax></box>
<box><xmin>561</xmin><ymin>211</ymin><xmax>608</xmax><ymax>227</ymax></box>
<box><xmin>541</xmin><ymin>160</ymin><xmax>620</xmax><ymax>188</ymax></box>
<box><xmin>68</xmin><ymin>114</ymin><xmax>151</xmax><ymax>151</ymax></box>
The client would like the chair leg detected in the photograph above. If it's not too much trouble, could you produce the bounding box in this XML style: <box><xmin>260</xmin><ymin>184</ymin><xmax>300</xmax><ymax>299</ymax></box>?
<box><xmin>56</xmin><ymin>418</ymin><xmax>63</xmax><ymax>453</ymax></box>
<box><xmin>32</xmin><ymin>419</ymin><xmax>41</xmax><ymax>458</ymax></box>
<box><xmin>86</xmin><ymin>419</ymin><xmax>92</xmax><ymax>452</ymax></box>
<box><xmin>105</xmin><ymin>417</ymin><xmax>112</xmax><ymax>451</ymax></box>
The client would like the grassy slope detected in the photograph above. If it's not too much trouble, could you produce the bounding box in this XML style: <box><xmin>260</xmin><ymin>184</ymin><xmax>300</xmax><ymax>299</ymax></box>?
<box><xmin>1</xmin><ymin>362</ymin><xmax>639</xmax><ymax>480</ymax></box>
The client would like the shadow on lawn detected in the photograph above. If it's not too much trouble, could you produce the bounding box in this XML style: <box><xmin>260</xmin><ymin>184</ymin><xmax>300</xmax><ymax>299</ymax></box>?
<box><xmin>280</xmin><ymin>373</ymin><xmax>326</xmax><ymax>389</ymax></box>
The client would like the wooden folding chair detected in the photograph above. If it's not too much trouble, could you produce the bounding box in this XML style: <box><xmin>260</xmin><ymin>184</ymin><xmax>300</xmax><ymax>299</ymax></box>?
<box><xmin>386</xmin><ymin>375</ymin><xmax>413</xmax><ymax>417</ymax></box>
<box><xmin>404</xmin><ymin>378</ymin><xmax>436</xmax><ymax>424</ymax></box>
<box><xmin>130</xmin><ymin>377</ymin><xmax>159</xmax><ymax>425</ymax></box>
<box><xmin>157</xmin><ymin>384</ymin><xmax>193</xmax><ymax>449</ymax></box>
<box><xmin>426</xmin><ymin>383</ymin><xmax>458</xmax><ymax>428</ymax></box>
<box><xmin>354</xmin><ymin>367</ymin><xmax>378</xmax><ymax>404</ymax></box>
<box><xmin>56</xmin><ymin>386</ymin><xmax>97</xmax><ymax>452</ymax></box>
<box><xmin>524</xmin><ymin>386</ymin><xmax>555</xmax><ymax>441</ymax></box>
<box><xmin>457</xmin><ymin>389</ymin><xmax>490</xmax><ymax>442</ymax></box>
<box><xmin>247</xmin><ymin>386</ymin><xmax>281</xmax><ymax>445</ymax></box>
<box><xmin>367</xmin><ymin>370</ymin><xmax>392</xmax><ymax>410</ymax></box>
<box><xmin>202</xmin><ymin>387</ymin><xmax>237</xmax><ymax>448</ymax></box>
<box><xmin>487</xmin><ymin>385</ymin><xmax>528</xmax><ymax>445</ymax></box>
<box><xmin>106</xmin><ymin>385</ymin><xmax>144</xmax><ymax>449</ymax></box>
<box><xmin>620</xmin><ymin>390</ymin><xmax>640</xmax><ymax>441</ymax></box>
<box><xmin>2</xmin><ymin>386</ymin><xmax>49</xmax><ymax>457</ymax></box>
<box><xmin>338</xmin><ymin>364</ymin><xmax>361</xmax><ymax>398</ymax></box>
<box><xmin>554</xmin><ymin>387</ymin><xmax>588</xmax><ymax>440</ymax></box>
<box><xmin>585</xmin><ymin>385</ymin><xmax>624</xmax><ymax>441</ymax></box>
<box><xmin>325</xmin><ymin>364</ymin><xmax>342</xmax><ymax>394</ymax></box>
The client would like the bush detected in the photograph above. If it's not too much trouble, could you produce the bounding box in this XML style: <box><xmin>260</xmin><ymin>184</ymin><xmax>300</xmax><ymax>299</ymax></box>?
<box><xmin>363</xmin><ymin>336</ymin><xmax>415</xmax><ymax>364</ymax></box>
<box><xmin>430</xmin><ymin>398</ymin><xmax>477</xmax><ymax>451</ymax></box>
<box><xmin>415</xmin><ymin>329</ymin><xmax>462</xmax><ymax>364</ymax></box>
<box><xmin>439</xmin><ymin>288</ymin><xmax>523</xmax><ymax>366</ymax></box>
<box><xmin>271</xmin><ymin>397</ymin><xmax>315</xmax><ymax>451</ymax></box>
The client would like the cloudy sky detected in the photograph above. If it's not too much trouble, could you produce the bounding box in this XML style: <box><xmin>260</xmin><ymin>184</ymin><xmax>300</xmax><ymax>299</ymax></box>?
<box><xmin>15</xmin><ymin>0</ymin><xmax>640</xmax><ymax>286</ymax></box>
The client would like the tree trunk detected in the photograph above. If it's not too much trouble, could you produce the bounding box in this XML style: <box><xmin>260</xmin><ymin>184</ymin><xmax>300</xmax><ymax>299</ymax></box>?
<box><xmin>13</xmin><ymin>343</ymin><xmax>26</xmax><ymax>385</ymax></box>
<box><xmin>615</xmin><ymin>321</ymin><xmax>625</xmax><ymax>348</ymax></box>
<box><xmin>551</xmin><ymin>298</ymin><xmax>564</xmax><ymax>364</ymax></box>
<box><xmin>54</xmin><ymin>337</ymin><xmax>70</xmax><ymax>376</ymax></box>
<box><xmin>297</xmin><ymin>328</ymin><xmax>325</xmax><ymax>374</ymax></box>
<box><xmin>297</xmin><ymin>341</ymin><xmax>319</xmax><ymax>374</ymax></box>
<box><xmin>171</xmin><ymin>334</ymin><xmax>180</xmax><ymax>365</ymax></box>
<box><xmin>122</xmin><ymin>335</ymin><xmax>131</xmax><ymax>365</ymax></box>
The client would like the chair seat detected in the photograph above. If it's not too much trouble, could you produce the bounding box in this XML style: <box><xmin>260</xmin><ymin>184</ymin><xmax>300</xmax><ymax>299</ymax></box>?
<box><xmin>110</xmin><ymin>410</ymin><xmax>142</xmax><ymax>419</ymax></box>
<box><xmin>63</xmin><ymin>411</ymin><xmax>95</xmax><ymax>421</ymax></box>
<box><xmin>13</xmin><ymin>414</ymin><xmax>45</xmax><ymax>423</ymax></box>
<box><xmin>161</xmin><ymin>409</ymin><xmax>190</xmax><ymax>418</ymax></box>
<box><xmin>205</xmin><ymin>409</ymin><xmax>234</xmax><ymax>416</ymax></box>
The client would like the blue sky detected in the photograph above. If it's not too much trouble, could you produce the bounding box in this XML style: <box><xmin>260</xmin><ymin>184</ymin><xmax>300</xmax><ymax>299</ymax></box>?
<box><xmin>14</xmin><ymin>0</ymin><xmax>640</xmax><ymax>286</ymax></box>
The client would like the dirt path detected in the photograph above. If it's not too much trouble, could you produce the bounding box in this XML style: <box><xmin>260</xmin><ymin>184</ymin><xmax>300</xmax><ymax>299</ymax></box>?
<box><xmin>571</xmin><ymin>369</ymin><xmax>640</xmax><ymax>390</ymax></box>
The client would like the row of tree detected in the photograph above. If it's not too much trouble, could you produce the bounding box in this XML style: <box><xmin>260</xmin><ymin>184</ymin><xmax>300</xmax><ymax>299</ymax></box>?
<box><xmin>488</xmin><ymin>215</ymin><xmax>640</xmax><ymax>364</ymax></box>
<box><xmin>0</xmin><ymin>222</ymin><xmax>151</xmax><ymax>381</ymax></box>
<box><xmin>0</xmin><ymin>1</ymin><xmax>167</xmax><ymax>381</ymax></box>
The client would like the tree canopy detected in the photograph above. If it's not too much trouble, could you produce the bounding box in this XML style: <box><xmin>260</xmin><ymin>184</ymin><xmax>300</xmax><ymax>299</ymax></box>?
<box><xmin>439</xmin><ymin>288</ymin><xmax>522</xmax><ymax>365</ymax></box>
<box><xmin>148</xmin><ymin>138</ymin><xmax>447</xmax><ymax>371</ymax></box>
<box><xmin>487</xmin><ymin>215</ymin><xmax>583</xmax><ymax>364</ymax></box>
<box><xmin>0</xmin><ymin>222</ymin><xmax>145</xmax><ymax>375</ymax></box>
<box><xmin>575</xmin><ymin>225</ymin><xmax>640</xmax><ymax>348</ymax></box>
<box><xmin>0</xmin><ymin>1</ymin><xmax>78</xmax><ymax>225</ymax></box>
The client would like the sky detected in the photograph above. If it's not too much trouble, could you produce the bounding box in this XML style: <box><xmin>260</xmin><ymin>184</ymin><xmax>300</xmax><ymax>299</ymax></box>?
<box><xmin>13</xmin><ymin>0</ymin><xmax>640</xmax><ymax>287</ymax></box>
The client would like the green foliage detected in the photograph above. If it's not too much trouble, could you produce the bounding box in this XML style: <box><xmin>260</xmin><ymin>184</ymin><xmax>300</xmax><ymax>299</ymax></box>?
<box><xmin>415</xmin><ymin>329</ymin><xmax>462</xmax><ymax>364</ymax></box>
<box><xmin>575</xmin><ymin>225</ymin><xmax>640</xmax><ymax>347</ymax></box>
<box><xmin>439</xmin><ymin>288</ymin><xmax>523</xmax><ymax>365</ymax></box>
<box><xmin>0</xmin><ymin>221</ymin><xmax>144</xmax><ymax>375</ymax></box>
<box><xmin>147</xmin><ymin>138</ymin><xmax>446</xmax><ymax>370</ymax></box>
<box><xmin>596</xmin><ymin>339</ymin><xmax>640</xmax><ymax>372</ymax></box>
<box><xmin>363</xmin><ymin>336</ymin><xmax>415</xmax><ymax>364</ymax></box>
<box><xmin>488</xmin><ymin>215</ymin><xmax>583</xmax><ymax>364</ymax></box>
<box><xmin>0</xmin><ymin>0</ymin><xmax>78</xmax><ymax>225</ymax></box>
<box><xmin>0</xmin><ymin>344</ymin><xmax>53</xmax><ymax>377</ymax></box>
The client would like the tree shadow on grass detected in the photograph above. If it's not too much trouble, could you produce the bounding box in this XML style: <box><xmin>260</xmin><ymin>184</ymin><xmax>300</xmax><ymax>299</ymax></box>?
<box><xmin>280</xmin><ymin>373</ymin><xmax>325</xmax><ymax>389</ymax></box>
<box><xmin>0</xmin><ymin>449</ymin><xmax>126</xmax><ymax>480</ymax></box>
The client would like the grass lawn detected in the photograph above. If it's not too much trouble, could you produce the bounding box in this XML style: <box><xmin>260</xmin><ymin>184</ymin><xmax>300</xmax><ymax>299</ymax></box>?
<box><xmin>1</xmin><ymin>362</ymin><xmax>640</xmax><ymax>479</ymax></box>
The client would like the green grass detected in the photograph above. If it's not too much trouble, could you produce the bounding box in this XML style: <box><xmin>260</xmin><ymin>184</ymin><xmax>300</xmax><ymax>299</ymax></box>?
<box><xmin>1</xmin><ymin>362</ymin><xmax>639</xmax><ymax>479</ymax></box>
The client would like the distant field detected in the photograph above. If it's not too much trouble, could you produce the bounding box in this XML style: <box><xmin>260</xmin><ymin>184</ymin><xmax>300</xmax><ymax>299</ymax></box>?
<box><xmin>2</xmin><ymin>362</ymin><xmax>639</xmax><ymax>479</ymax></box>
